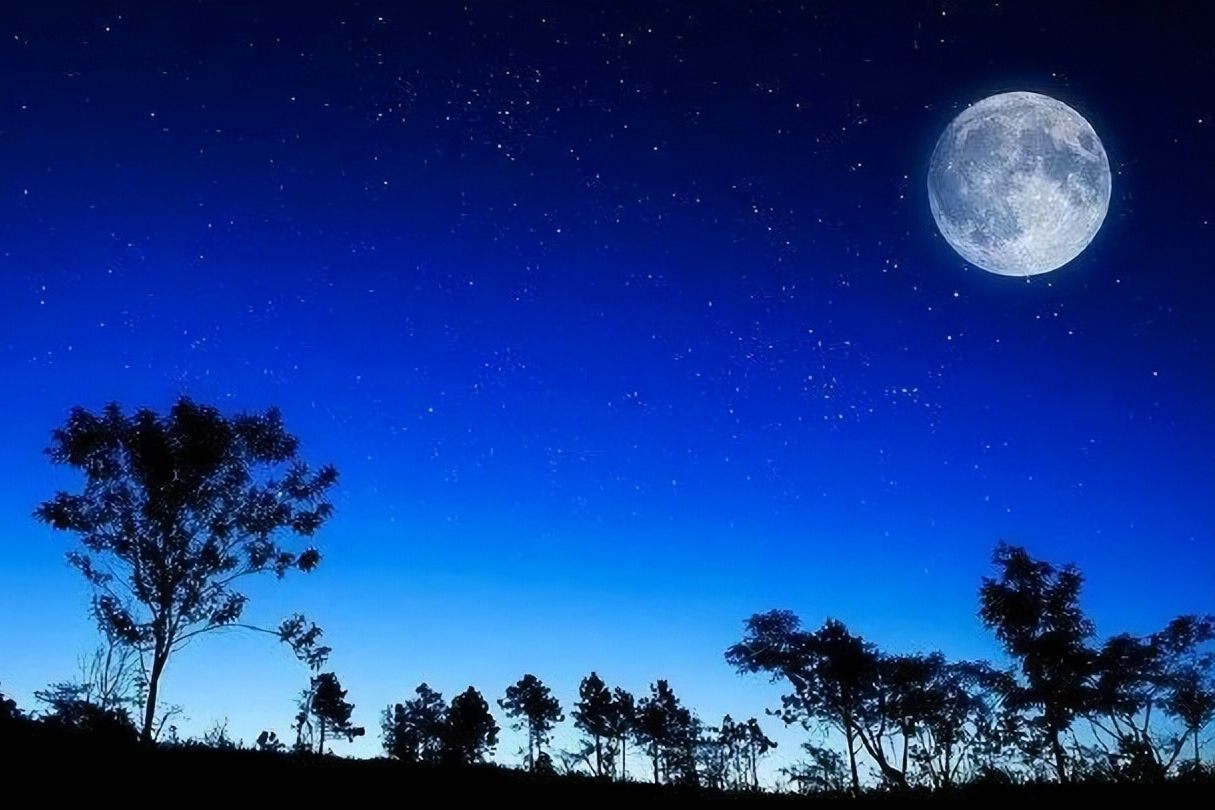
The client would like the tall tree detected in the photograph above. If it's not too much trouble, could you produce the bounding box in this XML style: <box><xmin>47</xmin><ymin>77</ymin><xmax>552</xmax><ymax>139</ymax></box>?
<box><xmin>382</xmin><ymin>683</ymin><xmax>449</xmax><ymax>764</ymax></box>
<box><xmin>34</xmin><ymin>397</ymin><xmax>338</xmax><ymax>743</ymax></box>
<box><xmin>633</xmin><ymin>680</ymin><xmax>694</xmax><ymax>784</ymax></box>
<box><xmin>572</xmin><ymin>672</ymin><xmax>618</xmax><ymax>778</ymax></box>
<box><xmin>978</xmin><ymin>542</ymin><xmax>1096</xmax><ymax>783</ymax></box>
<box><xmin>611</xmin><ymin>687</ymin><xmax>637</xmax><ymax>780</ymax></box>
<box><xmin>444</xmin><ymin>686</ymin><xmax>499</xmax><ymax>765</ymax></box>
<box><xmin>498</xmin><ymin>674</ymin><xmax>564</xmax><ymax>771</ymax></box>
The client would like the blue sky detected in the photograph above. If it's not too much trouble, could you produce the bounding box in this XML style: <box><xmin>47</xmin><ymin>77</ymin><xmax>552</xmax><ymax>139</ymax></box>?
<box><xmin>1</xmin><ymin>1</ymin><xmax>1212</xmax><ymax>781</ymax></box>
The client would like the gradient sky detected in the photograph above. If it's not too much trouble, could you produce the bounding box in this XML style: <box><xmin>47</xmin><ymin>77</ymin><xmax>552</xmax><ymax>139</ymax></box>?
<box><xmin>1</xmin><ymin>1</ymin><xmax>1212</xmax><ymax>781</ymax></box>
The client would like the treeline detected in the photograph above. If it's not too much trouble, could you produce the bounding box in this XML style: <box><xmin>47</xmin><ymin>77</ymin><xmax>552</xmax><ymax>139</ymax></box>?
<box><xmin>381</xmin><ymin>673</ymin><xmax>776</xmax><ymax>791</ymax></box>
<box><xmin>4</xmin><ymin>542</ymin><xmax>1214</xmax><ymax>795</ymax></box>
<box><xmin>725</xmin><ymin>542</ymin><xmax>1215</xmax><ymax>793</ymax></box>
<box><xmin>8</xmin><ymin>399</ymin><xmax>1214</xmax><ymax>797</ymax></box>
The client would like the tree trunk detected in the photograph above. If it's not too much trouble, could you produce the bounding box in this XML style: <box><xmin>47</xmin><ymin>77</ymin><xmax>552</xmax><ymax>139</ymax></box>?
<box><xmin>854</xmin><ymin>723</ymin><xmax>908</xmax><ymax>788</ymax></box>
<box><xmin>620</xmin><ymin>735</ymin><xmax>627</xmax><ymax>780</ymax></box>
<box><xmin>1050</xmin><ymin>730</ymin><xmax>1068</xmax><ymax>783</ymax></box>
<box><xmin>845</xmin><ymin>726</ymin><xmax>860</xmax><ymax>796</ymax></box>
<box><xmin>1195</xmin><ymin>728</ymin><xmax>1201</xmax><ymax>769</ymax></box>
<box><xmin>652</xmin><ymin>741</ymin><xmax>660</xmax><ymax>784</ymax></box>
<box><xmin>140</xmin><ymin>647</ymin><xmax>169</xmax><ymax>744</ymax></box>
<box><xmin>595</xmin><ymin>734</ymin><xmax>603</xmax><ymax>777</ymax></box>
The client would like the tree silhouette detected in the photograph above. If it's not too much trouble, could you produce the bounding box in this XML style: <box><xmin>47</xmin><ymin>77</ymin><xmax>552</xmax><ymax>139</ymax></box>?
<box><xmin>978</xmin><ymin>542</ymin><xmax>1096</xmax><ymax>783</ymax></box>
<box><xmin>444</xmin><ymin>686</ymin><xmax>499</xmax><ymax>765</ymax></box>
<box><xmin>634</xmin><ymin>680</ymin><xmax>694</xmax><ymax>784</ymax></box>
<box><xmin>737</xmin><ymin>717</ymin><xmax>777</xmax><ymax>790</ymax></box>
<box><xmin>305</xmin><ymin>672</ymin><xmax>364</xmax><ymax>754</ymax></box>
<box><xmin>611</xmin><ymin>687</ymin><xmax>637</xmax><ymax>780</ymax></box>
<box><xmin>726</xmin><ymin>612</ymin><xmax>908</xmax><ymax>793</ymax></box>
<box><xmin>691</xmin><ymin>715</ymin><xmax>770</xmax><ymax>791</ymax></box>
<box><xmin>888</xmin><ymin>655</ymin><xmax>1012</xmax><ymax>788</ymax></box>
<box><xmin>499</xmin><ymin>673</ymin><xmax>564</xmax><ymax>771</ymax></box>
<box><xmin>572</xmin><ymin>672</ymin><xmax>618</xmax><ymax>778</ymax></box>
<box><xmin>33</xmin><ymin>397</ymin><xmax>338</xmax><ymax>743</ymax></box>
<box><xmin>382</xmin><ymin>683</ymin><xmax>449</xmax><ymax>764</ymax></box>
<box><xmin>1166</xmin><ymin>664</ymin><xmax>1215</xmax><ymax>769</ymax></box>
<box><xmin>1153</xmin><ymin>615</ymin><xmax>1215</xmax><ymax>772</ymax></box>
<box><xmin>1090</xmin><ymin>614</ymin><xmax>1215</xmax><ymax>777</ymax></box>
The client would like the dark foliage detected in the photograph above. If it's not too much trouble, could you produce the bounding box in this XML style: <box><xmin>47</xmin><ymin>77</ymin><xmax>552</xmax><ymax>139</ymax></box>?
<box><xmin>33</xmin><ymin>397</ymin><xmax>338</xmax><ymax>742</ymax></box>
<box><xmin>382</xmin><ymin>683</ymin><xmax>449</xmax><ymax>764</ymax></box>
<box><xmin>304</xmin><ymin>672</ymin><xmax>364</xmax><ymax>754</ymax></box>
<box><xmin>443</xmin><ymin>687</ymin><xmax>499</xmax><ymax>766</ymax></box>
<box><xmin>571</xmin><ymin>672</ymin><xmax>625</xmax><ymax>778</ymax></box>
<box><xmin>633</xmin><ymin>679</ymin><xmax>696</xmax><ymax>785</ymax></box>
<box><xmin>499</xmin><ymin>674</ymin><xmax>564</xmax><ymax>771</ymax></box>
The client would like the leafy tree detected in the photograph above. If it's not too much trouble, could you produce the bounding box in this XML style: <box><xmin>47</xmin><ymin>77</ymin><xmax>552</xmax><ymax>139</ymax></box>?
<box><xmin>879</xmin><ymin>653</ymin><xmax>937</xmax><ymax>780</ymax></box>
<box><xmin>696</xmin><ymin>717</ymin><xmax>730</xmax><ymax>790</ymax></box>
<box><xmin>382</xmin><ymin>683</ymin><xmax>449</xmax><ymax>764</ymax></box>
<box><xmin>711</xmin><ymin>715</ymin><xmax>776</xmax><ymax>791</ymax></box>
<box><xmin>304</xmin><ymin>672</ymin><xmax>364</xmax><ymax>754</ymax></box>
<box><xmin>1089</xmin><ymin>614</ymin><xmax>1215</xmax><ymax>778</ymax></box>
<box><xmin>634</xmin><ymin>680</ymin><xmax>694</xmax><ymax>784</ymax></box>
<box><xmin>444</xmin><ymin>686</ymin><xmax>499</xmax><ymax>765</ymax></box>
<box><xmin>1167</xmin><ymin>665</ymin><xmax>1215</xmax><ymax>769</ymax></box>
<box><xmin>737</xmin><ymin>717</ymin><xmax>777</xmax><ymax>790</ymax></box>
<box><xmin>499</xmin><ymin>674</ymin><xmax>564</xmax><ymax>771</ymax></box>
<box><xmin>34</xmin><ymin>397</ymin><xmax>338</xmax><ymax>743</ymax></box>
<box><xmin>978</xmin><ymin>542</ymin><xmax>1097</xmax><ymax>783</ymax></box>
<box><xmin>726</xmin><ymin>611</ymin><xmax>907</xmax><ymax>793</ymax></box>
<box><xmin>1152</xmin><ymin>615</ymin><xmax>1215</xmax><ymax>772</ymax></box>
<box><xmin>667</xmin><ymin>710</ymin><xmax>706</xmax><ymax>787</ymax></box>
<box><xmin>611</xmin><ymin>687</ymin><xmax>637</xmax><ymax>780</ymax></box>
<box><xmin>892</xmin><ymin>656</ymin><xmax>1013</xmax><ymax>788</ymax></box>
<box><xmin>572</xmin><ymin>672</ymin><xmax>619</xmax><ymax>778</ymax></box>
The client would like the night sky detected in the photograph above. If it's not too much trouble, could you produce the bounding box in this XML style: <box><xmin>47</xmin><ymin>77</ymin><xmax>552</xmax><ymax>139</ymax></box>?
<box><xmin>1</xmin><ymin>1</ymin><xmax>1212</xmax><ymax>776</ymax></box>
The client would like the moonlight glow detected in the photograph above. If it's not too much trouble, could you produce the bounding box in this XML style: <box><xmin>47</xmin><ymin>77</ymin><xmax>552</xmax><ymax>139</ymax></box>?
<box><xmin>927</xmin><ymin>91</ymin><xmax>1111</xmax><ymax>277</ymax></box>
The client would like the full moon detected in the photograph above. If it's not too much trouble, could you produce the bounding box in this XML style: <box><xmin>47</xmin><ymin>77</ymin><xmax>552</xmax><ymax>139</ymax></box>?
<box><xmin>927</xmin><ymin>91</ymin><xmax>1111</xmax><ymax>276</ymax></box>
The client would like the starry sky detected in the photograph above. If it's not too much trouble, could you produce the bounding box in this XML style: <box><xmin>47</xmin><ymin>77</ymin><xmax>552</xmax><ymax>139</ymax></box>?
<box><xmin>1</xmin><ymin>1</ymin><xmax>1212</xmax><ymax>777</ymax></box>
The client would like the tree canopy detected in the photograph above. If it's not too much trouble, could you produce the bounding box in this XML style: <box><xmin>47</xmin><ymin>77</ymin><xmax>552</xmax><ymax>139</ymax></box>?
<box><xmin>499</xmin><ymin>673</ymin><xmax>563</xmax><ymax>771</ymax></box>
<box><xmin>303</xmin><ymin>672</ymin><xmax>365</xmax><ymax>754</ymax></box>
<box><xmin>34</xmin><ymin>397</ymin><xmax>338</xmax><ymax>742</ymax></box>
<box><xmin>978</xmin><ymin>541</ymin><xmax>1096</xmax><ymax>782</ymax></box>
<box><xmin>444</xmin><ymin>687</ymin><xmax>499</xmax><ymax>766</ymax></box>
<box><xmin>382</xmin><ymin>683</ymin><xmax>449</xmax><ymax>764</ymax></box>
